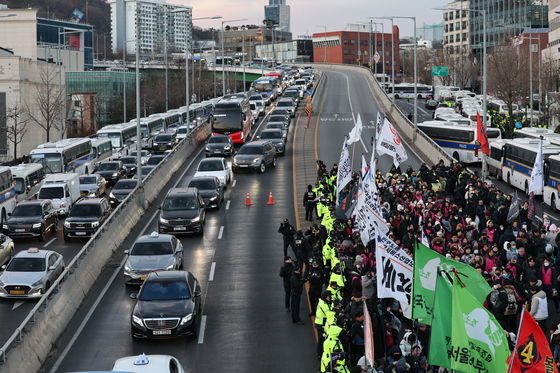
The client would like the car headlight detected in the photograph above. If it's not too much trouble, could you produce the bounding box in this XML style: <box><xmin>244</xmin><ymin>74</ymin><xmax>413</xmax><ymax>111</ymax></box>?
<box><xmin>165</xmin><ymin>263</ymin><xmax>175</xmax><ymax>270</ymax></box>
<box><xmin>180</xmin><ymin>313</ymin><xmax>193</xmax><ymax>325</ymax></box>
<box><xmin>124</xmin><ymin>261</ymin><xmax>132</xmax><ymax>274</ymax></box>
<box><xmin>30</xmin><ymin>279</ymin><xmax>43</xmax><ymax>287</ymax></box>
<box><xmin>32</xmin><ymin>223</ymin><xmax>42</xmax><ymax>229</ymax></box>
<box><xmin>64</xmin><ymin>221</ymin><xmax>71</xmax><ymax>228</ymax></box>
<box><xmin>224</xmin><ymin>145</ymin><xmax>231</xmax><ymax>150</ymax></box>
<box><xmin>91</xmin><ymin>221</ymin><xmax>100</xmax><ymax>228</ymax></box>
<box><xmin>60</xmin><ymin>202</ymin><xmax>66</xmax><ymax>207</ymax></box>
<box><xmin>191</xmin><ymin>216</ymin><xmax>200</xmax><ymax>223</ymax></box>
<box><xmin>233</xmin><ymin>159</ymin><xmax>239</xmax><ymax>165</ymax></box>
<box><xmin>109</xmin><ymin>192</ymin><xmax>115</xmax><ymax>199</ymax></box>
<box><xmin>205</xmin><ymin>146</ymin><xmax>210</xmax><ymax>151</ymax></box>
<box><xmin>160</xmin><ymin>217</ymin><xmax>169</xmax><ymax>224</ymax></box>
<box><xmin>112</xmin><ymin>173</ymin><xmax>118</xmax><ymax>177</ymax></box>
<box><xmin>2</xmin><ymin>224</ymin><xmax>7</xmax><ymax>229</ymax></box>
<box><xmin>209</xmin><ymin>196</ymin><xmax>218</xmax><ymax>201</ymax></box>
<box><xmin>252</xmin><ymin>158</ymin><xmax>261</xmax><ymax>163</ymax></box>
<box><xmin>132</xmin><ymin>315</ymin><xmax>143</xmax><ymax>327</ymax></box>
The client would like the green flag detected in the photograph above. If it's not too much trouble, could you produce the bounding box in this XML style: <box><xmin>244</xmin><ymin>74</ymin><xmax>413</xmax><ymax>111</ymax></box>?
<box><xmin>428</xmin><ymin>271</ymin><xmax>453</xmax><ymax>368</ymax></box>
<box><xmin>412</xmin><ymin>243</ymin><xmax>492</xmax><ymax>325</ymax></box>
<box><xmin>450</xmin><ymin>280</ymin><xmax>509</xmax><ymax>373</ymax></box>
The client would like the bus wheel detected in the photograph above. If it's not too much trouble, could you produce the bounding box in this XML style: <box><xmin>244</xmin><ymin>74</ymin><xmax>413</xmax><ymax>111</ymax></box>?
<box><xmin>0</xmin><ymin>209</ymin><xmax>5</xmax><ymax>229</ymax></box>
<box><xmin>524</xmin><ymin>181</ymin><xmax>529</xmax><ymax>196</ymax></box>
<box><xmin>552</xmin><ymin>194</ymin><xmax>558</xmax><ymax>213</ymax></box>
<box><xmin>507</xmin><ymin>173</ymin><xmax>511</xmax><ymax>185</ymax></box>
<box><xmin>452</xmin><ymin>152</ymin><xmax>460</xmax><ymax>161</ymax></box>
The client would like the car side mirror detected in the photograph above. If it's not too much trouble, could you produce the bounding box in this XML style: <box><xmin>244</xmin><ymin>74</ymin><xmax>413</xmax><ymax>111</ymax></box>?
<box><xmin>256</xmin><ymin>136</ymin><xmax>260</xmax><ymax>139</ymax></box>
<box><xmin>194</xmin><ymin>290</ymin><xmax>201</xmax><ymax>297</ymax></box>
<box><xmin>124</xmin><ymin>250</ymin><xmax>129</xmax><ymax>255</ymax></box>
<box><xmin>1</xmin><ymin>265</ymin><xmax>6</xmax><ymax>270</ymax></box>
<box><xmin>175</xmin><ymin>247</ymin><xmax>183</xmax><ymax>253</ymax></box>
<box><xmin>48</xmin><ymin>265</ymin><xmax>56</xmax><ymax>271</ymax></box>
<box><xmin>7</xmin><ymin>213</ymin><xmax>11</xmax><ymax>217</ymax></box>
<box><xmin>129</xmin><ymin>293</ymin><xmax>138</xmax><ymax>299</ymax></box>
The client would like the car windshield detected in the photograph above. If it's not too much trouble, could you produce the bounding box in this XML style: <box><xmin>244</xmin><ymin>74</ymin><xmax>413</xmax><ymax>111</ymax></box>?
<box><xmin>260</xmin><ymin>131</ymin><xmax>282</xmax><ymax>139</ymax></box>
<box><xmin>213</xmin><ymin>110</ymin><xmax>242</xmax><ymax>131</ymax></box>
<box><xmin>38</xmin><ymin>186</ymin><xmax>63</xmax><ymax>199</ymax></box>
<box><xmin>269</xmin><ymin>116</ymin><xmax>287</xmax><ymax>122</ymax></box>
<box><xmin>12</xmin><ymin>204</ymin><xmax>42</xmax><ymax>217</ymax></box>
<box><xmin>277</xmin><ymin>101</ymin><xmax>292</xmax><ymax>107</ymax></box>
<box><xmin>131</xmin><ymin>241</ymin><xmax>173</xmax><ymax>256</ymax></box>
<box><xmin>14</xmin><ymin>178</ymin><xmax>25</xmax><ymax>194</ymax></box>
<box><xmin>238</xmin><ymin>145</ymin><xmax>262</xmax><ymax>155</ymax></box>
<box><xmin>208</xmin><ymin>136</ymin><xmax>229</xmax><ymax>144</ymax></box>
<box><xmin>79</xmin><ymin>176</ymin><xmax>97</xmax><ymax>185</ymax></box>
<box><xmin>69</xmin><ymin>204</ymin><xmax>102</xmax><ymax>217</ymax></box>
<box><xmin>177</xmin><ymin>127</ymin><xmax>187</xmax><ymax>134</ymax></box>
<box><xmin>197</xmin><ymin>160</ymin><xmax>223</xmax><ymax>172</ymax></box>
<box><xmin>114</xmin><ymin>180</ymin><xmax>137</xmax><ymax>190</ymax></box>
<box><xmin>155</xmin><ymin>135</ymin><xmax>172</xmax><ymax>142</ymax></box>
<box><xmin>6</xmin><ymin>257</ymin><xmax>45</xmax><ymax>272</ymax></box>
<box><xmin>267</xmin><ymin>124</ymin><xmax>283</xmax><ymax>130</ymax></box>
<box><xmin>189</xmin><ymin>179</ymin><xmax>216</xmax><ymax>190</ymax></box>
<box><xmin>162</xmin><ymin>196</ymin><xmax>199</xmax><ymax>210</ymax></box>
<box><xmin>140</xmin><ymin>166</ymin><xmax>155</xmax><ymax>175</ymax></box>
<box><xmin>147</xmin><ymin>157</ymin><xmax>164</xmax><ymax>165</ymax></box>
<box><xmin>139</xmin><ymin>280</ymin><xmax>191</xmax><ymax>301</ymax></box>
<box><xmin>130</xmin><ymin>151</ymin><xmax>147</xmax><ymax>157</ymax></box>
<box><xmin>120</xmin><ymin>157</ymin><xmax>136</xmax><ymax>165</ymax></box>
<box><xmin>98</xmin><ymin>163</ymin><xmax>119</xmax><ymax>171</ymax></box>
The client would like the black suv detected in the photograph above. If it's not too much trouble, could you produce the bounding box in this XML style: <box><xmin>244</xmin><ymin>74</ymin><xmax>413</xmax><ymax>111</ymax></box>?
<box><xmin>153</xmin><ymin>132</ymin><xmax>177</xmax><ymax>154</ymax></box>
<box><xmin>109</xmin><ymin>179</ymin><xmax>138</xmax><ymax>207</ymax></box>
<box><xmin>95</xmin><ymin>161</ymin><xmax>127</xmax><ymax>186</ymax></box>
<box><xmin>131</xmin><ymin>271</ymin><xmax>202</xmax><ymax>339</ymax></box>
<box><xmin>63</xmin><ymin>198</ymin><xmax>111</xmax><ymax>240</ymax></box>
<box><xmin>158</xmin><ymin>188</ymin><xmax>205</xmax><ymax>235</ymax></box>
<box><xmin>3</xmin><ymin>200</ymin><xmax>57</xmax><ymax>241</ymax></box>
<box><xmin>232</xmin><ymin>140</ymin><xmax>277</xmax><ymax>173</ymax></box>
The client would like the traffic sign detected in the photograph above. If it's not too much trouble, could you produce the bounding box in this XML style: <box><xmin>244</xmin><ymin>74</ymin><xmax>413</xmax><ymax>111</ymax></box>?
<box><xmin>431</xmin><ymin>66</ymin><xmax>449</xmax><ymax>77</ymax></box>
<box><xmin>373</xmin><ymin>52</ymin><xmax>380</xmax><ymax>63</ymax></box>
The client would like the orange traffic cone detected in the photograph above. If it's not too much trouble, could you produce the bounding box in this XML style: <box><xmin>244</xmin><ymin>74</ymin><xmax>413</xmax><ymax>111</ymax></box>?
<box><xmin>266</xmin><ymin>191</ymin><xmax>275</xmax><ymax>205</ymax></box>
<box><xmin>245</xmin><ymin>192</ymin><xmax>252</xmax><ymax>206</ymax></box>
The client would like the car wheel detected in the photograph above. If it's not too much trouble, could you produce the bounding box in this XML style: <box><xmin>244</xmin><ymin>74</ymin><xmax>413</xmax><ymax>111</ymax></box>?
<box><xmin>259</xmin><ymin>162</ymin><xmax>266</xmax><ymax>174</ymax></box>
<box><xmin>552</xmin><ymin>194</ymin><xmax>558</xmax><ymax>213</ymax></box>
<box><xmin>524</xmin><ymin>181</ymin><xmax>529</xmax><ymax>196</ymax></box>
<box><xmin>272</xmin><ymin>157</ymin><xmax>277</xmax><ymax>168</ymax></box>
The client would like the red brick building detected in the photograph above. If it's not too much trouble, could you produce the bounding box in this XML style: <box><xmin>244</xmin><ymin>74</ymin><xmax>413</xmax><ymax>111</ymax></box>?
<box><xmin>312</xmin><ymin>26</ymin><xmax>401</xmax><ymax>76</ymax></box>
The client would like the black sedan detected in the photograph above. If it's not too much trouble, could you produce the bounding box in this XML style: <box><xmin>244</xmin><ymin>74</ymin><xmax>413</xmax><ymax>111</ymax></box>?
<box><xmin>131</xmin><ymin>271</ymin><xmax>202</xmax><ymax>339</ymax></box>
<box><xmin>205</xmin><ymin>134</ymin><xmax>234</xmax><ymax>157</ymax></box>
<box><xmin>95</xmin><ymin>161</ymin><xmax>127</xmax><ymax>186</ymax></box>
<box><xmin>187</xmin><ymin>176</ymin><xmax>224</xmax><ymax>209</ymax></box>
<box><xmin>109</xmin><ymin>179</ymin><xmax>138</xmax><ymax>207</ymax></box>
<box><xmin>425</xmin><ymin>99</ymin><xmax>438</xmax><ymax>110</ymax></box>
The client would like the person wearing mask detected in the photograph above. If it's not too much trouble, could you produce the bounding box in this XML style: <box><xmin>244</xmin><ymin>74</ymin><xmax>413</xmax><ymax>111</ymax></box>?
<box><xmin>290</xmin><ymin>266</ymin><xmax>305</xmax><ymax>325</ymax></box>
<box><xmin>528</xmin><ymin>285</ymin><xmax>549</xmax><ymax>332</ymax></box>
<box><xmin>279</xmin><ymin>256</ymin><xmax>294</xmax><ymax>311</ymax></box>
<box><xmin>305</xmin><ymin>258</ymin><xmax>327</xmax><ymax>315</ymax></box>
<box><xmin>303</xmin><ymin>184</ymin><xmax>317</xmax><ymax>221</ymax></box>
<box><xmin>293</xmin><ymin>230</ymin><xmax>308</xmax><ymax>269</ymax></box>
<box><xmin>278</xmin><ymin>219</ymin><xmax>296</xmax><ymax>257</ymax></box>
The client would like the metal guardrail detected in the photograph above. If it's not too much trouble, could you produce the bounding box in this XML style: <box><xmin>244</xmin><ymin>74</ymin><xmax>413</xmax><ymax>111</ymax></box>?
<box><xmin>0</xmin><ymin>122</ymin><xmax>208</xmax><ymax>364</ymax></box>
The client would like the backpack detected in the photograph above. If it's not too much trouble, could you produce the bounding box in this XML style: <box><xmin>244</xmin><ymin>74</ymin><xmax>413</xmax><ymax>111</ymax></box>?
<box><xmin>503</xmin><ymin>287</ymin><xmax>519</xmax><ymax>316</ymax></box>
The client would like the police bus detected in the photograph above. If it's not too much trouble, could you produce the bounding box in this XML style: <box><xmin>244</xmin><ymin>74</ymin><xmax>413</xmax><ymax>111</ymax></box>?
<box><xmin>513</xmin><ymin>127</ymin><xmax>554</xmax><ymax>140</ymax></box>
<box><xmin>90</xmin><ymin>137</ymin><xmax>113</xmax><ymax>167</ymax></box>
<box><xmin>0</xmin><ymin>167</ymin><xmax>16</xmax><ymax>226</ymax></box>
<box><xmin>544</xmin><ymin>154</ymin><xmax>560</xmax><ymax>211</ymax></box>
<box><xmin>29</xmin><ymin>138</ymin><xmax>94</xmax><ymax>175</ymax></box>
<box><xmin>417</xmin><ymin>121</ymin><xmax>501</xmax><ymax>163</ymax></box>
<box><xmin>487</xmin><ymin>139</ymin><xmax>509</xmax><ymax>179</ymax></box>
<box><xmin>9</xmin><ymin>163</ymin><xmax>44</xmax><ymax>200</ymax></box>
<box><xmin>389</xmin><ymin>83</ymin><xmax>433</xmax><ymax>99</ymax></box>
<box><xmin>501</xmin><ymin>138</ymin><xmax>560</xmax><ymax>196</ymax></box>
<box><xmin>97</xmin><ymin>122</ymin><xmax>138</xmax><ymax>155</ymax></box>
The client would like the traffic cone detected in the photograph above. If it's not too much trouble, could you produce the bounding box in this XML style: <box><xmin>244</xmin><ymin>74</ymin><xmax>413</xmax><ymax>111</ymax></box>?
<box><xmin>245</xmin><ymin>192</ymin><xmax>252</xmax><ymax>206</ymax></box>
<box><xmin>266</xmin><ymin>191</ymin><xmax>275</xmax><ymax>205</ymax></box>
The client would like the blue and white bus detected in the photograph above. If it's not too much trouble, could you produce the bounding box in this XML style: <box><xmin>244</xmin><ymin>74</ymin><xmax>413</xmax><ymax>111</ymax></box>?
<box><xmin>501</xmin><ymin>138</ymin><xmax>560</xmax><ymax>196</ymax></box>
<box><xmin>0</xmin><ymin>167</ymin><xmax>17</xmax><ymax>225</ymax></box>
<box><xmin>418</xmin><ymin>121</ymin><xmax>501</xmax><ymax>163</ymax></box>
<box><xmin>389</xmin><ymin>83</ymin><xmax>433</xmax><ymax>99</ymax></box>
<box><xmin>29</xmin><ymin>138</ymin><xmax>94</xmax><ymax>175</ymax></box>
<box><xmin>90</xmin><ymin>137</ymin><xmax>114</xmax><ymax>167</ymax></box>
<box><xmin>97</xmin><ymin>122</ymin><xmax>138</xmax><ymax>156</ymax></box>
<box><xmin>252</xmin><ymin>78</ymin><xmax>280</xmax><ymax>101</ymax></box>
<box><xmin>148</xmin><ymin>113</ymin><xmax>180</xmax><ymax>131</ymax></box>
<box><xmin>10</xmin><ymin>163</ymin><xmax>45</xmax><ymax>200</ymax></box>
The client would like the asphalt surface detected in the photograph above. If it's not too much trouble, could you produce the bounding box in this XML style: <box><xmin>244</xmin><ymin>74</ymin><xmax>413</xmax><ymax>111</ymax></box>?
<box><xmin>42</xmin><ymin>99</ymin><xmax>317</xmax><ymax>373</ymax></box>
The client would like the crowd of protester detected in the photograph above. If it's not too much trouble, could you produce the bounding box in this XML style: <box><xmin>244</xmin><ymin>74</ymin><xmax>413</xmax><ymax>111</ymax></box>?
<box><xmin>279</xmin><ymin>158</ymin><xmax>560</xmax><ymax>372</ymax></box>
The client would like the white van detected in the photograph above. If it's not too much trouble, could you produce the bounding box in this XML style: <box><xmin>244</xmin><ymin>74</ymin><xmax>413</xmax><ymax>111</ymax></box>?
<box><xmin>37</xmin><ymin>173</ymin><xmax>80</xmax><ymax>215</ymax></box>
<box><xmin>10</xmin><ymin>163</ymin><xmax>45</xmax><ymax>201</ymax></box>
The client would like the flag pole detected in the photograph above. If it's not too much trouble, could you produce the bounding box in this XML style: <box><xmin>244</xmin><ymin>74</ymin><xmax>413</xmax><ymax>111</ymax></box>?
<box><xmin>507</xmin><ymin>309</ymin><xmax>525</xmax><ymax>373</ymax></box>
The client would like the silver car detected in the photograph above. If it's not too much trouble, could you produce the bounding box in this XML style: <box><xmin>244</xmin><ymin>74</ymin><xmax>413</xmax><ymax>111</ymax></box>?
<box><xmin>258</xmin><ymin>129</ymin><xmax>286</xmax><ymax>156</ymax></box>
<box><xmin>0</xmin><ymin>234</ymin><xmax>14</xmax><ymax>266</ymax></box>
<box><xmin>276</xmin><ymin>98</ymin><xmax>296</xmax><ymax>118</ymax></box>
<box><xmin>0</xmin><ymin>248</ymin><xmax>64</xmax><ymax>298</ymax></box>
<box><xmin>123</xmin><ymin>232</ymin><xmax>183</xmax><ymax>285</ymax></box>
<box><xmin>79</xmin><ymin>174</ymin><xmax>107</xmax><ymax>197</ymax></box>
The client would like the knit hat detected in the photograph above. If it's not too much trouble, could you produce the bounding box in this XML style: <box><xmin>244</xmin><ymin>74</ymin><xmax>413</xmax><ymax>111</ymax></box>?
<box><xmin>354</xmin><ymin>255</ymin><xmax>364</xmax><ymax>265</ymax></box>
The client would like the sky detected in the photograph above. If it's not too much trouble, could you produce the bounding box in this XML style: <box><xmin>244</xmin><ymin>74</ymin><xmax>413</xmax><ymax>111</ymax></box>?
<box><xmin>177</xmin><ymin>0</ymin><xmax>448</xmax><ymax>38</ymax></box>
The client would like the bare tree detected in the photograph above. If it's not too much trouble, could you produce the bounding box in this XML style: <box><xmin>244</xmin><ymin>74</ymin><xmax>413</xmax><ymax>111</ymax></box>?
<box><xmin>5</xmin><ymin>104</ymin><xmax>28</xmax><ymax>160</ymax></box>
<box><xmin>27</xmin><ymin>64</ymin><xmax>64</xmax><ymax>142</ymax></box>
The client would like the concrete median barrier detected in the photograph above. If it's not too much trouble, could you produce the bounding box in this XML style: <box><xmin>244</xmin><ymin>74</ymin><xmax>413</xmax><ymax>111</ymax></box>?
<box><xmin>0</xmin><ymin>123</ymin><xmax>210</xmax><ymax>373</ymax></box>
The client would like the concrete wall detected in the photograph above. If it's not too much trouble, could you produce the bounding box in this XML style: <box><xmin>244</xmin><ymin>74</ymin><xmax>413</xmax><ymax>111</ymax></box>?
<box><xmin>0</xmin><ymin>9</ymin><xmax>38</xmax><ymax>61</ymax></box>
<box><xmin>0</xmin><ymin>124</ymin><xmax>210</xmax><ymax>373</ymax></box>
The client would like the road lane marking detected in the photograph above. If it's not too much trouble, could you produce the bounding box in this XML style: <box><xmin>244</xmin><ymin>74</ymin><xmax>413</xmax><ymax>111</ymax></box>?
<box><xmin>43</xmin><ymin>237</ymin><xmax>56</xmax><ymax>248</ymax></box>
<box><xmin>12</xmin><ymin>301</ymin><xmax>24</xmax><ymax>311</ymax></box>
<box><xmin>232</xmin><ymin>179</ymin><xmax>237</xmax><ymax>187</ymax></box>
<box><xmin>345</xmin><ymin>75</ymin><xmax>368</xmax><ymax>154</ymax></box>
<box><xmin>209</xmin><ymin>262</ymin><xmax>216</xmax><ymax>281</ymax></box>
<box><xmin>198</xmin><ymin>315</ymin><xmax>207</xmax><ymax>344</ymax></box>
<box><xmin>217</xmin><ymin>226</ymin><xmax>224</xmax><ymax>240</ymax></box>
<box><xmin>48</xmin><ymin>148</ymin><xmax>204</xmax><ymax>373</ymax></box>
<box><xmin>225</xmin><ymin>200</ymin><xmax>230</xmax><ymax>210</ymax></box>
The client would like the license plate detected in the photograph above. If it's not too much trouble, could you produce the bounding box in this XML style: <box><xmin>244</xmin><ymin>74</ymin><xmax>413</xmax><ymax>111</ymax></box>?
<box><xmin>15</xmin><ymin>229</ymin><xmax>25</xmax><ymax>233</ymax></box>
<box><xmin>9</xmin><ymin>290</ymin><xmax>25</xmax><ymax>295</ymax></box>
<box><xmin>153</xmin><ymin>330</ymin><xmax>172</xmax><ymax>335</ymax></box>
<box><xmin>140</xmin><ymin>276</ymin><xmax>146</xmax><ymax>281</ymax></box>
<box><xmin>239</xmin><ymin>165</ymin><xmax>249</xmax><ymax>168</ymax></box>
<box><xmin>174</xmin><ymin>227</ymin><xmax>186</xmax><ymax>231</ymax></box>
<box><xmin>214</xmin><ymin>150</ymin><xmax>221</xmax><ymax>153</ymax></box>
<box><xmin>75</xmin><ymin>232</ymin><xmax>86</xmax><ymax>236</ymax></box>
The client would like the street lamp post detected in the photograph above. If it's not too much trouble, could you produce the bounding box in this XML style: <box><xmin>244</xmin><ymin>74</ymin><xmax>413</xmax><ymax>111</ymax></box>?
<box><xmin>522</xmin><ymin>35</ymin><xmax>541</xmax><ymax>127</ymax></box>
<box><xmin>221</xmin><ymin>18</ymin><xmax>248</xmax><ymax>96</ymax></box>
<box><xmin>371</xmin><ymin>17</ymin><xmax>396</xmax><ymax>102</ymax></box>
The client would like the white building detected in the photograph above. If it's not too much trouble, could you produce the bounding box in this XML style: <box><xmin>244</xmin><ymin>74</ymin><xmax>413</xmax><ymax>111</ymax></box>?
<box><xmin>443</xmin><ymin>0</ymin><xmax>469</xmax><ymax>55</ymax></box>
<box><xmin>544</xmin><ymin>0</ymin><xmax>560</xmax><ymax>62</ymax></box>
<box><xmin>109</xmin><ymin>0</ymin><xmax>192</xmax><ymax>55</ymax></box>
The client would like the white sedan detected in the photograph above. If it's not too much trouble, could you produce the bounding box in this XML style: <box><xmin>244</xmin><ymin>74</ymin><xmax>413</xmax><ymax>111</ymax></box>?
<box><xmin>193</xmin><ymin>158</ymin><xmax>232</xmax><ymax>187</ymax></box>
<box><xmin>112</xmin><ymin>354</ymin><xmax>184</xmax><ymax>373</ymax></box>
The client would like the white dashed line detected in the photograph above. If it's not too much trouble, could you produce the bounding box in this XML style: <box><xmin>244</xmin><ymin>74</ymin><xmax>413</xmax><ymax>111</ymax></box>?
<box><xmin>12</xmin><ymin>301</ymin><xmax>24</xmax><ymax>311</ymax></box>
<box><xmin>43</xmin><ymin>237</ymin><xmax>57</xmax><ymax>248</ymax></box>
<box><xmin>217</xmin><ymin>226</ymin><xmax>224</xmax><ymax>240</ymax></box>
<box><xmin>198</xmin><ymin>315</ymin><xmax>207</xmax><ymax>344</ymax></box>
<box><xmin>232</xmin><ymin>179</ymin><xmax>237</xmax><ymax>187</ymax></box>
<box><xmin>209</xmin><ymin>262</ymin><xmax>216</xmax><ymax>281</ymax></box>
<box><xmin>225</xmin><ymin>200</ymin><xmax>231</xmax><ymax>210</ymax></box>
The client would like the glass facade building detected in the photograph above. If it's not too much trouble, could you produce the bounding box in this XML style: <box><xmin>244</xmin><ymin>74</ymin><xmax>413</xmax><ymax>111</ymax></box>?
<box><xmin>66</xmin><ymin>71</ymin><xmax>136</xmax><ymax>127</ymax></box>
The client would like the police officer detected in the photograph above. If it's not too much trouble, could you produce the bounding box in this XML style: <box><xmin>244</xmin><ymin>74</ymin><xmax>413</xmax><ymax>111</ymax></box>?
<box><xmin>279</xmin><ymin>256</ymin><xmax>294</xmax><ymax>311</ymax></box>
<box><xmin>290</xmin><ymin>266</ymin><xmax>305</xmax><ymax>325</ymax></box>
<box><xmin>293</xmin><ymin>230</ymin><xmax>308</xmax><ymax>269</ymax></box>
<box><xmin>278</xmin><ymin>219</ymin><xmax>296</xmax><ymax>257</ymax></box>
<box><xmin>303</xmin><ymin>184</ymin><xmax>317</xmax><ymax>221</ymax></box>
<box><xmin>305</xmin><ymin>258</ymin><xmax>326</xmax><ymax>315</ymax></box>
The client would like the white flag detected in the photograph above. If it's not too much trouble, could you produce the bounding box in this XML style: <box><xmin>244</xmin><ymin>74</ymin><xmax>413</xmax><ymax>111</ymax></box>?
<box><xmin>419</xmin><ymin>216</ymin><xmax>429</xmax><ymax>247</ymax></box>
<box><xmin>376</xmin><ymin>118</ymin><xmax>408</xmax><ymax>166</ymax></box>
<box><xmin>354</xmin><ymin>164</ymin><xmax>387</xmax><ymax>245</ymax></box>
<box><xmin>363</xmin><ymin>302</ymin><xmax>375</xmax><ymax>366</ymax></box>
<box><xmin>361</xmin><ymin>154</ymin><xmax>368</xmax><ymax>178</ymax></box>
<box><xmin>347</xmin><ymin>113</ymin><xmax>363</xmax><ymax>145</ymax></box>
<box><xmin>375</xmin><ymin>233</ymin><xmax>414</xmax><ymax>318</ymax></box>
<box><xmin>529</xmin><ymin>138</ymin><xmax>544</xmax><ymax>195</ymax></box>
<box><xmin>336</xmin><ymin>137</ymin><xmax>352</xmax><ymax>204</ymax></box>
<box><xmin>376</xmin><ymin>112</ymin><xmax>383</xmax><ymax>134</ymax></box>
